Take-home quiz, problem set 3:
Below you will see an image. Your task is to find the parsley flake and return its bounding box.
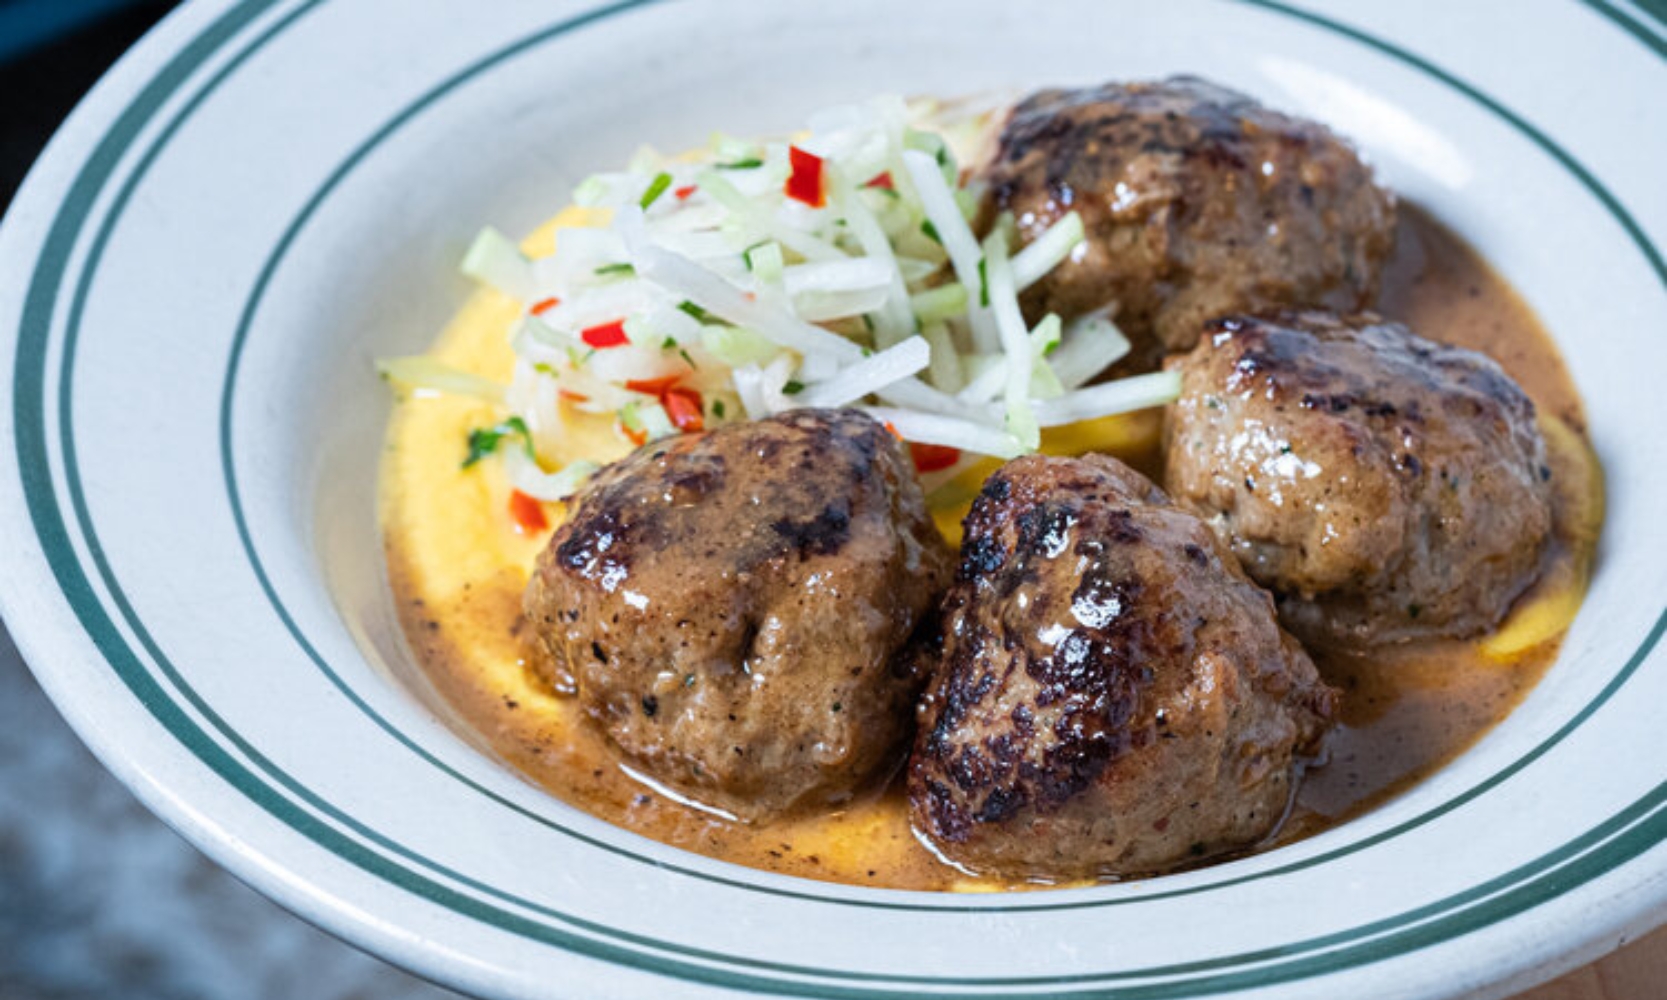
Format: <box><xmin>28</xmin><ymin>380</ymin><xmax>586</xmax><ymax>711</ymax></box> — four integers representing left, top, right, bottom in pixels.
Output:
<box><xmin>639</xmin><ymin>171</ymin><xmax>673</xmax><ymax>209</ymax></box>
<box><xmin>463</xmin><ymin>416</ymin><xmax>535</xmax><ymax>469</ymax></box>
<box><xmin>676</xmin><ymin>300</ymin><xmax>716</xmax><ymax>323</ymax></box>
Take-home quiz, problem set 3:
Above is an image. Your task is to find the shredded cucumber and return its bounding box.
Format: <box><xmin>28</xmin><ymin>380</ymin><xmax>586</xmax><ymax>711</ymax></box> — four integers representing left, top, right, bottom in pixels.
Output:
<box><xmin>460</xmin><ymin>227</ymin><xmax>537</xmax><ymax>301</ymax></box>
<box><xmin>702</xmin><ymin>325</ymin><xmax>779</xmax><ymax>367</ymax></box>
<box><xmin>377</xmin><ymin>356</ymin><xmax>506</xmax><ymax>404</ymax></box>
<box><xmin>385</xmin><ymin>96</ymin><xmax>1172</xmax><ymax>464</ymax></box>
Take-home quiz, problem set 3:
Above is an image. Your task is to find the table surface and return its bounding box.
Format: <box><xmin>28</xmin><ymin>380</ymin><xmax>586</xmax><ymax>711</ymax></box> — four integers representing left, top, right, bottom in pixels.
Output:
<box><xmin>1</xmin><ymin>6</ymin><xmax>1661</xmax><ymax>1000</ymax></box>
<box><xmin>1529</xmin><ymin>932</ymin><xmax>1667</xmax><ymax>1000</ymax></box>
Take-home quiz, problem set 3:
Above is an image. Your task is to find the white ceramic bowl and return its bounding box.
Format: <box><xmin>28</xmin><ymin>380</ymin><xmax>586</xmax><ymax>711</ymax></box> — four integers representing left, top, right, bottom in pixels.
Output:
<box><xmin>2</xmin><ymin>2</ymin><xmax>1665</xmax><ymax>997</ymax></box>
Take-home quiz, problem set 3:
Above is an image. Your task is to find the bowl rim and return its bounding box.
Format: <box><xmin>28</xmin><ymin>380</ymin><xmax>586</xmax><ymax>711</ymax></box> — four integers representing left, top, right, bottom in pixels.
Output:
<box><xmin>4</xmin><ymin>0</ymin><xmax>1666</xmax><ymax>997</ymax></box>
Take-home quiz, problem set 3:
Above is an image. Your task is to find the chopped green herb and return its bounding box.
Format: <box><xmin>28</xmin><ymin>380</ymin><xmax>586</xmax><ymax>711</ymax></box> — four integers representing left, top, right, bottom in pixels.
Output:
<box><xmin>676</xmin><ymin>300</ymin><xmax>716</xmax><ymax>323</ymax></box>
<box><xmin>594</xmin><ymin>262</ymin><xmax>635</xmax><ymax>276</ymax></box>
<box><xmin>920</xmin><ymin>219</ymin><xmax>942</xmax><ymax>244</ymax></box>
<box><xmin>977</xmin><ymin>257</ymin><xmax>990</xmax><ymax>307</ymax></box>
<box><xmin>533</xmin><ymin>362</ymin><xmax>558</xmax><ymax>376</ymax></box>
<box><xmin>462</xmin><ymin>416</ymin><xmax>535</xmax><ymax>469</ymax></box>
<box><xmin>639</xmin><ymin>171</ymin><xmax>673</xmax><ymax>209</ymax></box>
<box><xmin>661</xmin><ymin>336</ymin><xmax>677</xmax><ymax>350</ymax></box>
<box><xmin>684</xmin><ymin>673</ymin><xmax>697</xmax><ymax>687</ymax></box>
<box><xmin>831</xmin><ymin>701</ymin><xmax>843</xmax><ymax>712</ymax></box>
<box><xmin>716</xmin><ymin>158</ymin><xmax>764</xmax><ymax>170</ymax></box>
<box><xmin>782</xmin><ymin>380</ymin><xmax>806</xmax><ymax>395</ymax></box>
<box><xmin>741</xmin><ymin>240</ymin><xmax>769</xmax><ymax>271</ymax></box>
<box><xmin>861</xmin><ymin>314</ymin><xmax>875</xmax><ymax>333</ymax></box>
<box><xmin>678</xmin><ymin>347</ymin><xmax>698</xmax><ymax>369</ymax></box>
<box><xmin>712</xmin><ymin>399</ymin><xmax>726</xmax><ymax>419</ymax></box>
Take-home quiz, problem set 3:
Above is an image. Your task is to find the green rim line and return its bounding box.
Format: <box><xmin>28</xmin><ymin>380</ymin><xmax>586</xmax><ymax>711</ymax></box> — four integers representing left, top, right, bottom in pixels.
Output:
<box><xmin>1644</xmin><ymin>0</ymin><xmax>1667</xmax><ymax>32</ymax></box>
<box><xmin>12</xmin><ymin>0</ymin><xmax>1667</xmax><ymax>994</ymax></box>
<box><xmin>1586</xmin><ymin>0</ymin><xmax>1667</xmax><ymax>59</ymax></box>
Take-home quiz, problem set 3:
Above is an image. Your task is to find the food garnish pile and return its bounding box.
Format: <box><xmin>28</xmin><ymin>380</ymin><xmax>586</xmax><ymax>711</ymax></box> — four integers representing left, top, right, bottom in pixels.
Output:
<box><xmin>380</xmin><ymin>96</ymin><xmax>1179</xmax><ymax>513</ymax></box>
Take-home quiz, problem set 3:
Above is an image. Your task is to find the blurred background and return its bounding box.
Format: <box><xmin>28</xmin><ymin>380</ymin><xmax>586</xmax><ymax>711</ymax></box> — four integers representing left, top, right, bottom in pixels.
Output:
<box><xmin>0</xmin><ymin>1</ymin><xmax>460</xmax><ymax>996</ymax></box>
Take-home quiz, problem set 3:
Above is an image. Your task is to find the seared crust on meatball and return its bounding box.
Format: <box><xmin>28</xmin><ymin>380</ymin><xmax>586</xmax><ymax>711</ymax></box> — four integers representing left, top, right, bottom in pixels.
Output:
<box><xmin>907</xmin><ymin>455</ymin><xmax>1333</xmax><ymax>880</ymax></box>
<box><xmin>524</xmin><ymin>409</ymin><xmax>952</xmax><ymax>819</ymax></box>
<box><xmin>981</xmin><ymin>77</ymin><xmax>1395</xmax><ymax>363</ymax></box>
<box><xmin>1163</xmin><ymin>310</ymin><xmax>1553</xmax><ymax>651</ymax></box>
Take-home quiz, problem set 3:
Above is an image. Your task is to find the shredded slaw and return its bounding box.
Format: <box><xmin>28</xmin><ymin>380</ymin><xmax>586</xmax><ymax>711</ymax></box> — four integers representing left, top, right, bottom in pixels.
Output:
<box><xmin>380</xmin><ymin>97</ymin><xmax>1178</xmax><ymax>495</ymax></box>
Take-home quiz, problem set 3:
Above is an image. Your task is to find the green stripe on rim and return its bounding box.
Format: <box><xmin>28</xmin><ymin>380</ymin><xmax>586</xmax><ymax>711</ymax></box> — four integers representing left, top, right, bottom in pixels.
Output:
<box><xmin>1586</xmin><ymin>0</ymin><xmax>1667</xmax><ymax>58</ymax></box>
<box><xmin>12</xmin><ymin>0</ymin><xmax>1667</xmax><ymax>993</ymax></box>
<box><xmin>1619</xmin><ymin>0</ymin><xmax>1667</xmax><ymax>33</ymax></box>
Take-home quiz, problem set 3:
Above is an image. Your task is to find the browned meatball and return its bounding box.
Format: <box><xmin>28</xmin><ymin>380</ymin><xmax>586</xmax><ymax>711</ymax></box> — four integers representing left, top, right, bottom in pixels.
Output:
<box><xmin>1163</xmin><ymin>310</ymin><xmax>1553</xmax><ymax>651</ymax></box>
<box><xmin>907</xmin><ymin>454</ymin><xmax>1333</xmax><ymax>880</ymax></box>
<box><xmin>523</xmin><ymin>409</ymin><xmax>952</xmax><ymax>820</ymax></box>
<box><xmin>981</xmin><ymin>77</ymin><xmax>1395</xmax><ymax>364</ymax></box>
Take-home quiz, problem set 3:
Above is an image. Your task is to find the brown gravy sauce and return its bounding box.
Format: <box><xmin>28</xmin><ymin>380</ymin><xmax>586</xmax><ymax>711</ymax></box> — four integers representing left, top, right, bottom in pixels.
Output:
<box><xmin>386</xmin><ymin>204</ymin><xmax>1588</xmax><ymax>890</ymax></box>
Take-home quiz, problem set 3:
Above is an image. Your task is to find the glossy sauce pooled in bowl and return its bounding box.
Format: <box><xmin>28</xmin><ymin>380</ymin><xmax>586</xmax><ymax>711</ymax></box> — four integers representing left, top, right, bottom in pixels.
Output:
<box><xmin>380</xmin><ymin>202</ymin><xmax>1599</xmax><ymax>890</ymax></box>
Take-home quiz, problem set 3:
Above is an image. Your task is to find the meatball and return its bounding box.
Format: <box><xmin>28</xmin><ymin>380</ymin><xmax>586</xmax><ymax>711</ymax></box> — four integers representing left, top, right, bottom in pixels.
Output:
<box><xmin>523</xmin><ymin>409</ymin><xmax>952</xmax><ymax>819</ymax></box>
<box><xmin>907</xmin><ymin>454</ymin><xmax>1333</xmax><ymax>880</ymax></box>
<box><xmin>981</xmin><ymin>76</ymin><xmax>1395</xmax><ymax>363</ymax></box>
<box><xmin>1163</xmin><ymin>310</ymin><xmax>1554</xmax><ymax>651</ymax></box>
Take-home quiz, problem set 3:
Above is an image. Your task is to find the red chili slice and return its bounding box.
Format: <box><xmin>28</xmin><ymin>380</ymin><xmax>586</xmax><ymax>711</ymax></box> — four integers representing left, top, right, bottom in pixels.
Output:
<box><xmin>618</xmin><ymin>420</ymin><xmax>648</xmax><ymax>447</ymax></box>
<box><xmin>784</xmin><ymin>145</ymin><xmax>826</xmax><ymax>208</ymax></box>
<box><xmin>557</xmin><ymin>388</ymin><xmax>590</xmax><ymax>403</ymax></box>
<box><xmin>674</xmin><ymin>184</ymin><xmax>697</xmax><ymax>200</ymax></box>
<box><xmin>507</xmin><ymin>490</ymin><xmax>549</xmax><ymax>534</ymax></box>
<box><xmin>864</xmin><ymin>171</ymin><xmax>894</xmax><ymax>190</ymax></box>
<box><xmin>909</xmin><ymin>442</ymin><xmax>961</xmax><ymax>473</ymax></box>
<box><xmin>662</xmin><ymin>388</ymin><xmax>705</xmax><ymax>433</ymax></box>
<box><xmin>530</xmin><ymin>297</ymin><xmax>561</xmax><ymax>316</ymax></box>
<box><xmin>580</xmin><ymin>319</ymin><xmax>629</xmax><ymax>348</ymax></box>
<box><xmin>623</xmin><ymin>376</ymin><xmax>682</xmax><ymax>397</ymax></box>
